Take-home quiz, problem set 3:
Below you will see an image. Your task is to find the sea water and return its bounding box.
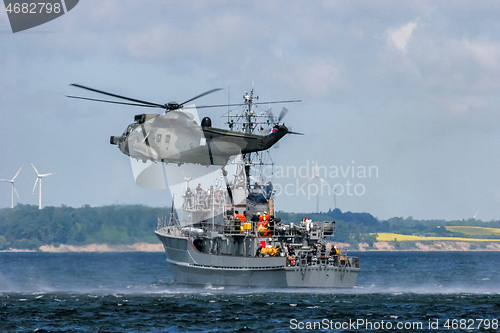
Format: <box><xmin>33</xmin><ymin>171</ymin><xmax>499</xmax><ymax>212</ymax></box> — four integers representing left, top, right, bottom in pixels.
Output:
<box><xmin>0</xmin><ymin>251</ymin><xmax>499</xmax><ymax>332</ymax></box>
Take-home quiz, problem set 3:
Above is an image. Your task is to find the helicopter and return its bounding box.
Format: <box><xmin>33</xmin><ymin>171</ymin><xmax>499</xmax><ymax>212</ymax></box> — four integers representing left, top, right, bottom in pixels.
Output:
<box><xmin>68</xmin><ymin>84</ymin><xmax>302</xmax><ymax>166</ymax></box>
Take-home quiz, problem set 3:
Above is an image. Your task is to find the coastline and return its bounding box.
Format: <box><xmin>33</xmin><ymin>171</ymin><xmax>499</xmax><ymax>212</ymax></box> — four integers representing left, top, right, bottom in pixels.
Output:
<box><xmin>2</xmin><ymin>240</ymin><xmax>500</xmax><ymax>253</ymax></box>
<box><xmin>0</xmin><ymin>242</ymin><xmax>164</xmax><ymax>253</ymax></box>
<box><xmin>332</xmin><ymin>241</ymin><xmax>500</xmax><ymax>251</ymax></box>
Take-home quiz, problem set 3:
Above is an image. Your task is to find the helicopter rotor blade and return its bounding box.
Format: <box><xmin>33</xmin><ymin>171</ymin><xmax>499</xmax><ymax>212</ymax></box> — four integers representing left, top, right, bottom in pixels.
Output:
<box><xmin>70</xmin><ymin>84</ymin><xmax>165</xmax><ymax>108</ymax></box>
<box><xmin>179</xmin><ymin>88</ymin><xmax>223</xmax><ymax>107</ymax></box>
<box><xmin>185</xmin><ymin>103</ymin><xmax>246</xmax><ymax>109</ymax></box>
<box><xmin>189</xmin><ymin>100</ymin><xmax>301</xmax><ymax>109</ymax></box>
<box><xmin>66</xmin><ymin>95</ymin><xmax>162</xmax><ymax>108</ymax></box>
<box><xmin>255</xmin><ymin>100</ymin><xmax>301</xmax><ymax>106</ymax></box>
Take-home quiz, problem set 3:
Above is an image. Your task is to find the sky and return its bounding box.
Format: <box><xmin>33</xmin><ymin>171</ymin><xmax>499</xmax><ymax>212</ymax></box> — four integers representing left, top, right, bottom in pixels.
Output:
<box><xmin>1</xmin><ymin>0</ymin><xmax>500</xmax><ymax>221</ymax></box>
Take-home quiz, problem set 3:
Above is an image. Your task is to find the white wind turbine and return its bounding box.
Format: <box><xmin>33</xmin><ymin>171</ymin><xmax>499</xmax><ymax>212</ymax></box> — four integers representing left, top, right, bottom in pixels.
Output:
<box><xmin>30</xmin><ymin>162</ymin><xmax>55</xmax><ymax>209</ymax></box>
<box><xmin>332</xmin><ymin>184</ymin><xmax>341</xmax><ymax>210</ymax></box>
<box><xmin>303</xmin><ymin>160</ymin><xmax>331</xmax><ymax>213</ymax></box>
<box><xmin>0</xmin><ymin>165</ymin><xmax>22</xmax><ymax>208</ymax></box>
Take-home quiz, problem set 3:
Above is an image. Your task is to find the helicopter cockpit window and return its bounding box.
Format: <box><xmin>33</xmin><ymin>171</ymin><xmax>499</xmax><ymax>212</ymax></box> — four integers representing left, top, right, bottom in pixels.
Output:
<box><xmin>156</xmin><ymin>134</ymin><xmax>162</xmax><ymax>142</ymax></box>
<box><xmin>165</xmin><ymin>134</ymin><xmax>171</xmax><ymax>143</ymax></box>
<box><xmin>124</xmin><ymin>123</ymin><xmax>137</xmax><ymax>135</ymax></box>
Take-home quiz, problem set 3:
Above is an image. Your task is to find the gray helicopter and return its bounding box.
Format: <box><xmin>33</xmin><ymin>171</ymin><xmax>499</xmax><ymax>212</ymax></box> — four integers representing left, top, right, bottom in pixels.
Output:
<box><xmin>68</xmin><ymin>84</ymin><xmax>301</xmax><ymax>166</ymax></box>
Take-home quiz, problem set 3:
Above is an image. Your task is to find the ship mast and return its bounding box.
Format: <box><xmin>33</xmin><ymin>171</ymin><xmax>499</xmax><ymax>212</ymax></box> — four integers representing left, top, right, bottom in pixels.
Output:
<box><xmin>224</xmin><ymin>87</ymin><xmax>279</xmax><ymax>189</ymax></box>
<box><xmin>243</xmin><ymin>89</ymin><xmax>257</xmax><ymax>187</ymax></box>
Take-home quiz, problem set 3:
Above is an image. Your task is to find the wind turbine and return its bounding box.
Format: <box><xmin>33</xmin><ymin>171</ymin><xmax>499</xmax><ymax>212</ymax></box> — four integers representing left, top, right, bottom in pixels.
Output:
<box><xmin>333</xmin><ymin>184</ymin><xmax>341</xmax><ymax>210</ymax></box>
<box><xmin>30</xmin><ymin>162</ymin><xmax>55</xmax><ymax>209</ymax></box>
<box><xmin>303</xmin><ymin>160</ymin><xmax>330</xmax><ymax>213</ymax></box>
<box><xmin>0</xmin><ymin>165</ymin><xmax>22</xmax><ymax>208</ymax></box>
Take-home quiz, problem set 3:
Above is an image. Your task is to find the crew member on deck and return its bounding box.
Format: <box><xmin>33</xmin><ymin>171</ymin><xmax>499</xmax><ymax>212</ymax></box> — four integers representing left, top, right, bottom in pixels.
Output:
<box><xmin>256</xmin><ymin>245</ymin><xmax>262</xmax><ymax>257</ymax></box>
<box><xmin>329</xmin><ymin>245</ymin><xmax>339</xmax><ymax>265</ymax></box>
<box><xmin>265</xmin><ymin>181</ymin><xmax>273</xmax><ymax>198</ymax></box>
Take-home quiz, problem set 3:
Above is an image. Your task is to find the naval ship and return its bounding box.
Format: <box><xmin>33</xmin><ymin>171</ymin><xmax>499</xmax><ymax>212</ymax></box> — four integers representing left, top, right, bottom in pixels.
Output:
<box><xmin>155</xmin><ymin>89</ymin><xmax>360</xmax><ymax>288</ymax></box>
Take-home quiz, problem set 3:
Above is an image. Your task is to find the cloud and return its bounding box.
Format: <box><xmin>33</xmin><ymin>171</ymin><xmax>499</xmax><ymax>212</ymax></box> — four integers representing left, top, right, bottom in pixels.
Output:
<box><xmin>387</xmin><ymin>21</ymin><xmax>417</xmax><ymax>53</ymax></box>
<box><xmin>298</xmin><ymin>60</ymin><xmax>343</xmax><ymax>97</ymax></box>
<box><xmin>262</xmin><ymin>57</ymin><xmax>346</xmax><ymax>98</ymax></box>
<box><xmin>119</xmin><ymin>24</ymin><xmax>174</xmax><ymax>60</ymax></box>
<box><xmin>441</xmin><ymin>95</ymin><xmax>488</xmax><ymax>115</ymax></box>
<box><xmin>462</xmin><ymin>39</ymin><xmax>500</xmax><ymax>71</ymax></box>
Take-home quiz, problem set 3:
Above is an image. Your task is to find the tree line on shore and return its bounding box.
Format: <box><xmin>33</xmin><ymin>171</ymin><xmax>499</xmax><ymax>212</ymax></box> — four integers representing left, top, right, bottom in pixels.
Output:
<box><xmin>0</xmin><ymin>204</ymin><xmax>167</xmax><ymax>250</ymax></box>
<box><xmin>0</xmin><ymin>204</ymin><xmax>498</xmax><ymax>250</ymax></box>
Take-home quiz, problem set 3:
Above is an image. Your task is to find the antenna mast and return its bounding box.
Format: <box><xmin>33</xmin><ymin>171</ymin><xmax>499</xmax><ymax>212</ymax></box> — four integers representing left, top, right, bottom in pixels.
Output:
<box><xmin>243</xmin><ymin>89</ymin><xmax>258</xmax><ymax>185</ymax></box>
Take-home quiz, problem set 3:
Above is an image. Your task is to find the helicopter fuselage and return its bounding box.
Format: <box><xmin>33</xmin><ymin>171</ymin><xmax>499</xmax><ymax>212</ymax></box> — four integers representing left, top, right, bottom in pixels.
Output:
<box><xmin>110</xmin><ymin>111</ymin><xmax>290</xmax><ymax>165</ymax></box>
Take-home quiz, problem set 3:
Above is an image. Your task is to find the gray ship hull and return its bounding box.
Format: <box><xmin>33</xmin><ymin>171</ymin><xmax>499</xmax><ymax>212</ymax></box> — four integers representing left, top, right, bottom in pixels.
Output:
<box><xmin>156</xmin><ymin>231</ymin><xmax>359</xmax><ymax>288</ymax></box>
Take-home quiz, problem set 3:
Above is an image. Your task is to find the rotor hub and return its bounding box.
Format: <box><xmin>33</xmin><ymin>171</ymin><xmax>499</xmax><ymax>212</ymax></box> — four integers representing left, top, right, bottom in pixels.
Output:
<box><xmin>166</xmin><ymin>102</ymin><xmax>180</xmax><ymax>110</ymax></box>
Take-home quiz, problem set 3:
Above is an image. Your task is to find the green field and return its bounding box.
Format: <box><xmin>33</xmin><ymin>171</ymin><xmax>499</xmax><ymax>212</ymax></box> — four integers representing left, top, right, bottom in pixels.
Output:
<box><xmin>376</xmin><ymin>232</ymin><xmax>500</xmax><ymax>242</ymax></box>
<box><xmin>445</xmin><ymin>226</ymin><xmax>500</xmax><ymax>236</ymax></box>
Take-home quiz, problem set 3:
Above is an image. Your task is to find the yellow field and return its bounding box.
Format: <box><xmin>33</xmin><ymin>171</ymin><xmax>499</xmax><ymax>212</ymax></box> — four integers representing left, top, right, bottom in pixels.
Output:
<box><xmin>445</xmin><ymin>226</ymin><xmax>500</xmax><ymax>236</ymax></box>
<box><xmin>376</xmin><ymin>233</ymin><xmax>500</xmax><ymax>242</ymax></box>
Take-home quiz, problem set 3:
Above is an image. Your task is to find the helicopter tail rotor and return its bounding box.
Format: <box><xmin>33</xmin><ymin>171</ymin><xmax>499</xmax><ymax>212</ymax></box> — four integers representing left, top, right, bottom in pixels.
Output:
<box><xmin>278</xmin><ymin>107</ymin><xmax>289</xmax><ymax>122</ymax></box>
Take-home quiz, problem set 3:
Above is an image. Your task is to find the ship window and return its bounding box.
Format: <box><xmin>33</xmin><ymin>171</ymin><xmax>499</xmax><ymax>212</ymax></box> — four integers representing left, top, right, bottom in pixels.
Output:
<box><xmin>165</xmin><ymin>134</ymin><xmax>171</xmax><ymax>143</ymax></box>
<box><xmin>156</xmin><ymin>134</ymin><xmax>162</xmax><ymax>142</ymax></box>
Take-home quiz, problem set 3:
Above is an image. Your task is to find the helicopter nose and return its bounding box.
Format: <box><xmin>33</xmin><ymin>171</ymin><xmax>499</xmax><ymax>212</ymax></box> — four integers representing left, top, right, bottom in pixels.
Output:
<box><xmin>110</xmin><ymin>136</ymin><xmax>120</xmax><ymax>145</ymax></box>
